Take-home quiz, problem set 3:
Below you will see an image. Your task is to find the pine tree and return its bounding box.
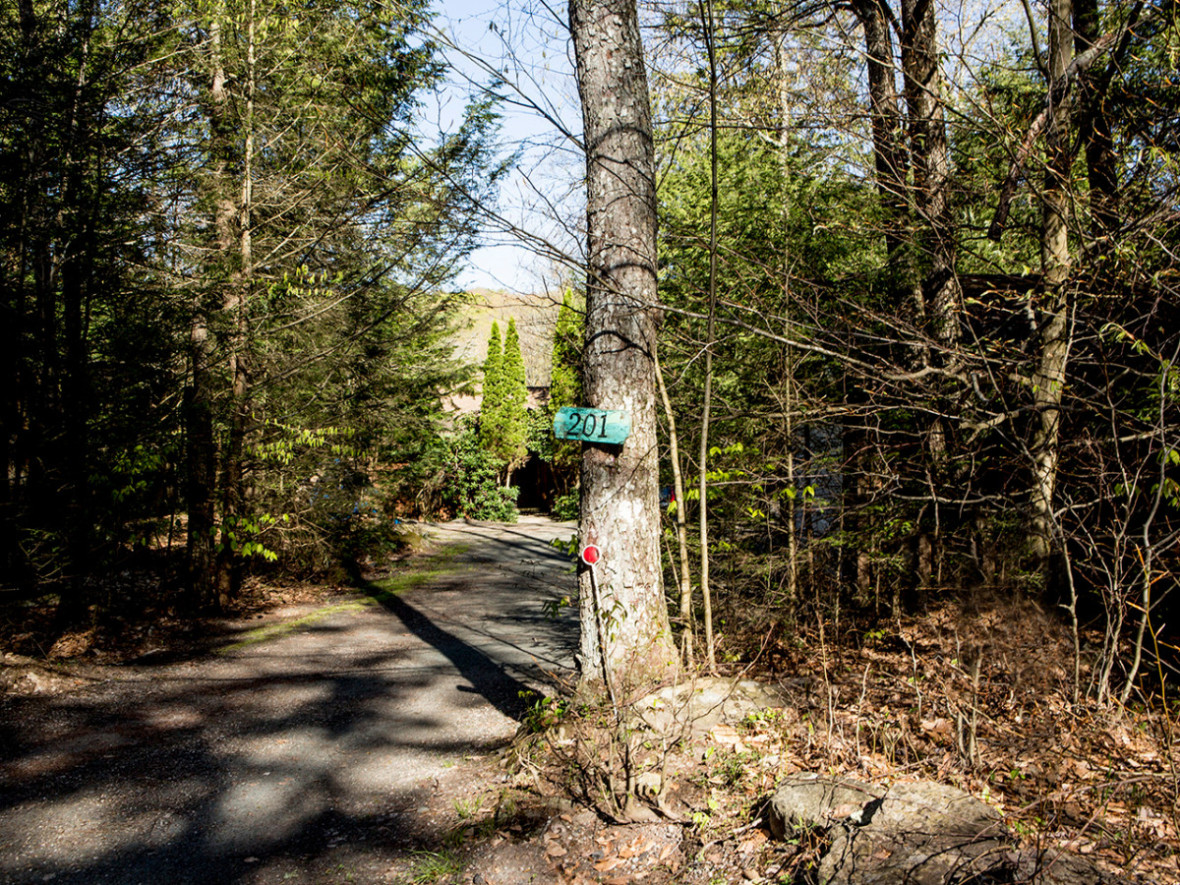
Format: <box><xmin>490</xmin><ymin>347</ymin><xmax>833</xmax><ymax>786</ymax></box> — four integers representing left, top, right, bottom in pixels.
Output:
<box><xmin>501</xmin><ymin>317</ymin><xmax>530</xmax><ymax>479</ymax></box>
<box><xmin>480</xmin><ymin>321</ymin><xmax>505</xmax><ymax>466</ymax></box>
<box><xmin>480</xmin><ymin>318</ymin><xmax>528</xmax><ymax>483</ymax></box>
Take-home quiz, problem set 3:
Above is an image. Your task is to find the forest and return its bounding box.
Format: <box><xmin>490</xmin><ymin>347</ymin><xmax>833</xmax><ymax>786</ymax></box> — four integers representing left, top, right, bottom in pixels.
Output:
<box><xmin>5</xmin><ymin>0</ymin><xmax>1175</xmax><ymax>700</ymax></box>
<box><xmin>2</xmin><ymin>0</ymin><xmax>1179</xmax><ymax>851</ymax></box>
<box><xmin>2</xmin><ymin>0</ymin><xmax>1180</xmax><ymax>877</ymax></box>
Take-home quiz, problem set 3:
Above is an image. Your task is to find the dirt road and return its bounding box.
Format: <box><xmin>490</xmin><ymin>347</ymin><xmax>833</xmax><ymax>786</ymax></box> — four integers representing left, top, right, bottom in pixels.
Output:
<box><xmin>0</xmin><ymin>517</ymin><xmax>578</xmax><ymax>884</ymax></box>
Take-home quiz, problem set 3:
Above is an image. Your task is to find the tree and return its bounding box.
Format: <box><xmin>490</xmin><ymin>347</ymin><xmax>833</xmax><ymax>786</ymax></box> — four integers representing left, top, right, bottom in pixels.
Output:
<box><xmin>570</xmin><ymin>0</ymin><xmax>678</xmax><ymax>695</ymax></box>
<box><xmin>0</xmin><ymin>0</ymin><xmax>178</xmax><ymax>617</ymax></box>
<box><xmin>481</xmin><ymin>319</ymin><xmax>505</xmax><ymax>464</ymax></box>
<box><xmin>1027</xmin><ymin>0</ymin><xmax>1075</xmax><ymax>574</ymax></box>
<box><xmin>500</xmin><ymin>317</ymin><xmax>530</xmax><ymax>478</ymax></box>
<box><xmin>479</xmin><ymin>318</ymin><xmax>527</xmax><ymax>482</ymax></box>
<box><xmin>175</xmin><ymin>0</ymin><xmax>497</xmax><ymax>608</ymax></box>
<box><xmin>1</xmin><ymin>0</ymin><xmax>500</xmax><ymax>613</ymax></box>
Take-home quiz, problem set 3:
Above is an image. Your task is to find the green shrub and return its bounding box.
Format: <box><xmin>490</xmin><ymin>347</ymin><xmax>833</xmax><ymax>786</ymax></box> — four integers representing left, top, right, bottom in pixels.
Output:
<box><xmin>443</xmin><ymin>419</ymin><xmax>519</xmax><ymax>523</ymax></box>
<box><xmin>552</xmin><ymin>491</ymin><xmax>580</xmax><ymax>521</ymax></box>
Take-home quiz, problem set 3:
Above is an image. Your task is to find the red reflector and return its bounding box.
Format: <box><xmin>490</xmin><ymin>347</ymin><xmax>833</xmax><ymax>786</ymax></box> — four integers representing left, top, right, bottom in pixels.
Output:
<box><xmin>580</xmin><ymin>545</ymin><xmax>601</xmax><ymax>566</ymax></box>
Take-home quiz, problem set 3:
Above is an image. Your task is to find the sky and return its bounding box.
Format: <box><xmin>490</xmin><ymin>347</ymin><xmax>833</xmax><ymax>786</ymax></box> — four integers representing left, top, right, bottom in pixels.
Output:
<box><xmin>431</xmin><ymin>0</ymin><xmax>583</xmax><ymax>295</ymax></box>
<box><xmin>430</xmin><ymin>0</ymin><xmax>1027</xmax><ymax>294</ymax></box>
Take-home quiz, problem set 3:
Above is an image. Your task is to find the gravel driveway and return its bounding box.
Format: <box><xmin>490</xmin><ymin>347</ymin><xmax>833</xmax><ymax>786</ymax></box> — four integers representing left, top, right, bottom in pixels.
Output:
<box><xmin>0</xmin><ymin>517</ymin><xmax>578</xmax><ymax>884</ymax></box>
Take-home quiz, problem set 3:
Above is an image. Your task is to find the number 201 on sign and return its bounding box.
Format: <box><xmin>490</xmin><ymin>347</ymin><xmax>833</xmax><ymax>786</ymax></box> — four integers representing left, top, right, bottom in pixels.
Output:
<box><xmin>553</xmin><ymin>407</ymin><xmax>632</xmax><ymax>445</ymax></box>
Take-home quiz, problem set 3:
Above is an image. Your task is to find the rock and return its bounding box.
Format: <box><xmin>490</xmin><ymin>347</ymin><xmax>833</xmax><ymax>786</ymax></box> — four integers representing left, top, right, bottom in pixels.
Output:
<box><xmin>768</xmin><ymin>776</ymin><xmax>1136</xmax><ymax>885</ymax></box>
<box><xmin>634</xmin><ymin>770</ymin><xmax>663</xmax><ymax>797</ymax></box>
<box><xmin>1013</xmin><ymin>847</ymin><xmax>1133</xmax><ymax>884</ymax></box>
<box><xmin>766</xmin><ymin>773</ymin><xmax>885</xmax><ymax>839</ymax></box>
<box><xmin>635</xmin><ymin>677</ymin><xmax>791</xmax><ymax>736</ymax></box>
<box><xmin>816</xmin><ymin>781</ymin><xmax>1007</xmax><ymax>885</ymax></box>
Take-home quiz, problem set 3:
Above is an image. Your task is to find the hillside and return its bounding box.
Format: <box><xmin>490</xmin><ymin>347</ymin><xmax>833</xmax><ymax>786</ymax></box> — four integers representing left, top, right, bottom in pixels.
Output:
<box><xmin>446</xmin><ymin>287</ymin><xmax>566</xmax><ymax>412</ymax></box>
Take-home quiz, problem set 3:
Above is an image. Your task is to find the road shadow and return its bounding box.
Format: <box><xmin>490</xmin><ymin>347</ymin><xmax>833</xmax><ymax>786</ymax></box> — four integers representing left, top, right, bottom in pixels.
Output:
<box><xmin>0</xmin><ymin>639</ymin><xmax>511</xmax><ymax>883</ymax></box>
<box><xmin>356</xmin><ymin>581</ymin><xmax>538</xmax><ymax>721</ymax></box>
<box><xmin>0</xmin><ymin>520</ymin><xmax>579</xmax><ymax>885</ymax></box>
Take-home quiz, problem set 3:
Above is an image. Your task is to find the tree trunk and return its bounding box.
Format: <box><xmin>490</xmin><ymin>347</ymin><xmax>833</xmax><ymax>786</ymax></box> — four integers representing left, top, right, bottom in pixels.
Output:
<box><xmin>697</xmin><ymin>0</ymin><xmax>719</xmax><ymax>675</ymax></box>
<box><xmin>1073</xmin><ymin>0</ymin><xmax>1119</xmax><ymax>238</ymax></box>
<box><xmin>655</xmin><ymin>354</ymin><xmax>694</xmax><ymax>667</ymax></box>
<box><xmin>853</xmin><ymin>0</ymin><xmax>907</xmax><ymax>260</ymax></box>
<box><xmin>570</xmin><ymin>0</ymin><xmax>677</xmax><ymax>697</ymax></box>
<box><xmin>772</xmin><ymin>19</ymin><xmax>799</xmax><ymax>615</ymax></box>
<box><xmin>55</xmin><ymin>3</ymin><xmax>99</xmax><ymax>624</ymax></box>
<box><xmin>188</xmin><ymin>7</ymin><xmax>233</xmax><ymax>611</ymax></box>
<box><xmin>901</xmin><ymin>0</ymin><xmax>962</xmax><ymax>350</ymax></box>
<box><xmin>900</xmin><ymin>0</ymin><xmax>962</xmax><ymax>599</ymax></box>
<box><xmin>217</xmin><ymin>0</ymin><xmax>257</xmax><ymax>607</ymax></box>
<box><xmin>847</xmin><ymin>0</ymin><xmax>907</xmax><ymax>605</ymax></box>
<box><xmin>1029</xmin><ymin>0</ymin><xmax>1074</xmax><ymax>572</ymax></box>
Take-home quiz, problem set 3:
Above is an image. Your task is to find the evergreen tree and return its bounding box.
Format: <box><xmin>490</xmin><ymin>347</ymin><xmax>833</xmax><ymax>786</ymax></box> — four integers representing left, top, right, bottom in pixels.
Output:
<box><xmin>480</xmin><ymin>321</ymin><xmax>506</xmax><ymax>466</ymax></box>
<box><xmin>480</xmin><ymin>318</ymin><xmax>529</xmax><ymax>483</ymax></box>
<box><xmin>501</xmin><ymin>318</ymin><xmax>530</xmax><ymax>476</ymax></box>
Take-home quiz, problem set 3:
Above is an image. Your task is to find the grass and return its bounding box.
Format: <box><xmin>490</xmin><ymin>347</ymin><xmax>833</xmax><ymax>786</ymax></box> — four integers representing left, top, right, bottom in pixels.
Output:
<box><xmin>405</xmin><ymin>850</ymin><xmax>462</xmax><ymax>884</ymax></box>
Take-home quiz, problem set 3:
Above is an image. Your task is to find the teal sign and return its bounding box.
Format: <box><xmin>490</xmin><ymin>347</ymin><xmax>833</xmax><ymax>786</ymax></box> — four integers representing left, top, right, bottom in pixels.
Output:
<box><xmin>553</xmin><ymin>407</ymin><xmax>632</xmax><ymax>444</ymax></box>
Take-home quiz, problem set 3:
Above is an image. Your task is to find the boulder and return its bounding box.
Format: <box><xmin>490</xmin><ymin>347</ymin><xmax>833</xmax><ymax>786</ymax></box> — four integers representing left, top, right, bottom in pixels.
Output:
<box><xmin>635</xmin><ymin>677</ymin><xmax>791</xmax><ymax>736</ymax></box>
<box><xmin>766</xmin><ymin>773</ymin><xmax>884</xmax><ymax>840</ymax></box>
<box><xmin>767</xmin><ymin>776</ymin><xmax>1133</xmax><ymax>885</ymax></box>
<box><xmin>1012</xmin><ymin>847</ymin><xmax>1132</xmax><ymax>885</ymax></box>
<box><xmin>816</xmin><ymin>781</ymin><xmax>1007</xmax><ymax>885</ymax></box>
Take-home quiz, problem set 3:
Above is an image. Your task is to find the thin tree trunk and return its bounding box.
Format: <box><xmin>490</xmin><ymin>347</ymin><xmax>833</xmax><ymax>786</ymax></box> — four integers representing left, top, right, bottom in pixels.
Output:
<box><xmin>901</xmin><ymin>0</ymin><xmax>962</xmax><ymax>350</ymax></box>
<box><xmin>217</xmin><ymin>0</ymin><xmax>256</xmax><ymax>607</ymax></box>
<box><xmin>1029</xmin><ymin>0</ymin><xmax>1075</xmax><ymax>572</ymax></box>
<box><xmin>655</xmin><ymin>354</ymin><xmax>694</xmax><ymax>667</ymax></box>
<box><xmin>188</xmin><ymin>6</ymin><xmax>232</xmax><ymax>611</ymax></box>
<box><xmin>697</xmin><ymin>0</ymin><xmax>719</xmax><ymax>675</ymax></box>
<box><xmin>56</xmin><ymin>1</ymin><xmax>98</xmax><ymax>624</ymax></box>
<box><xmin>1073</xmin><ymin>0</ymin><xmax>1119</xmax><ymax>238</ymax></box>
<box><xmin>847</xmin><ymin>0</ymin><xmax>907</xmax><ymax>606</ymax></box>
<box><xmin>853</xmin><ymin>0</ymin><xmax>907</xmax><ymax>259</ymax></box>
<box><xmin>772</xmin><ymin>23</ymin><xmax>799</xmax><ymax>613</ymax></box>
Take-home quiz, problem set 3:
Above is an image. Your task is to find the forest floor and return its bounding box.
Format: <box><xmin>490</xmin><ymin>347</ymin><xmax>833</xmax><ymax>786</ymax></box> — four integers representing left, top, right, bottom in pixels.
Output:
<box><xmin>2</xmin><ymin>518</ymin><xmax>1179</xmax><ymax>884</ymax></box>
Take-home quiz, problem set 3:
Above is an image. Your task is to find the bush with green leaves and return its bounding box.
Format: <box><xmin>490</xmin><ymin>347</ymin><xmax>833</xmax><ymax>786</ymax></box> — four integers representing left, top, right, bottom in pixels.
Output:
<box><xmin>443</xmin><ymin>419</ymin><xmax>519</xmax><ymax>522</ymax></box>
<box><xmin>552</xmin><ymin>491</ymin><xmax>580</xmax><ymax>522</ymax></box>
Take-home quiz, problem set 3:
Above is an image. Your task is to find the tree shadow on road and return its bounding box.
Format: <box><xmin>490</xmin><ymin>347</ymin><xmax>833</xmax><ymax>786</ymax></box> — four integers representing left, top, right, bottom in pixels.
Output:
<box><xmin>0</xmin><ymin>520</ymin><xmax>578</xmax><ymax>885</ymax></box>
<box><xmin>356</xmin><ymin>579</ymin><xmax>538</xmax><ymax>721</ymax></box>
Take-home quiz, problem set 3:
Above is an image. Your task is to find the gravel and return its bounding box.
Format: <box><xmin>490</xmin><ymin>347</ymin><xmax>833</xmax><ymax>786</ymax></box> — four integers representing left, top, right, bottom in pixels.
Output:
<box><xmin>0</xmin><ymin>517</ymin><xmax>578</xmax><ymax>884</ymax></box>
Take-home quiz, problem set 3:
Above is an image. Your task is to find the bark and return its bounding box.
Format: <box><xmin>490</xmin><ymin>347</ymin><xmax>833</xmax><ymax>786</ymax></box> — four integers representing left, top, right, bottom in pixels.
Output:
<box><xmin>852</xmin><ymin>0</ymin><xmax>907</xmax><ymax>260</ymax></box>
<box><xmin>655</xmin><ymin>355</ymin><xmax>694</xmax><ymax>667</ymax></box>
<box><xmin>186</xmin><ymin>318</ymin><xmax>218</xmax><ymax>610</ymax></box>
<box><xmin>216</xmin><ymin>0</ymin><xmax>257</xmax><ymax>607</ymax></box>
<box><xmin>55</xmin><ymin>2</ymin><xmax>98</xmax><ymax>624</ymax></box>
<box><xmin>188</xmin><ymin>8</ymin><xmax>232</xmax><ymax>610</ymax></box>
<box><xmin>772</xmin><ymin>20</ymin><xmax>799</xmax><ymax>611</ymax></box>
<box><xmin>570</xmin><ymin>0</ymin><xmax>677</xmax><ymax>696</ymax></box>
<box><xmin>1074</xmin><ymin>0</ymin><xmax>1119</xmax><ymax>237</ymax></box>
<box><xmin>900</xmin><ymin>0</ymin><xmax>962</xmax><ymax>350</ymax></box>
<box><xmin>900</xmin><ymin>0</ymin><xmax>962</xmax><ymax>595</ymax></box>
<box><xmin>1028</xmin><ymin>0</ymin><xmax>1075</xmax><ymax>570</ymax></box>
<box><xmin>846</xmin><ymin>0</ymin><xmax>907</xmax><ymax>601</ymax></box>
<box><xmin>698</xmin><ymin>0</ymin><xmax>719</xmax><ymax>675</ymax></box>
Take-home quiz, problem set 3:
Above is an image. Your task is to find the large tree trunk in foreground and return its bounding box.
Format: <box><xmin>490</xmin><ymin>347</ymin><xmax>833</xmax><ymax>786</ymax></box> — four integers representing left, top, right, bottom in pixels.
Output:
<box><xmin>570</xmin><ymin>0</ymin><xmax>677</xmax><ymax>698</ymax></box>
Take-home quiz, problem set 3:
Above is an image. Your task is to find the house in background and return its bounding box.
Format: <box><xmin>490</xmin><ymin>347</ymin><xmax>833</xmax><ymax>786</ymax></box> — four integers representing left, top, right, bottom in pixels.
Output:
<box><xmin>443</xmin><ymin>287</ymin><xmax>565</xmax><ymax>509</ymax></box>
